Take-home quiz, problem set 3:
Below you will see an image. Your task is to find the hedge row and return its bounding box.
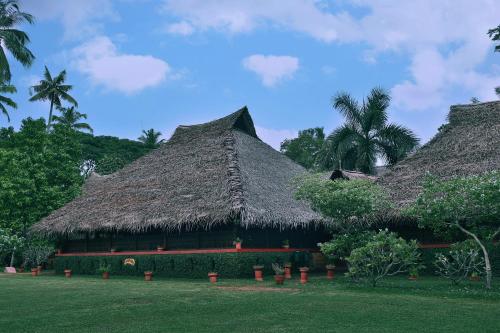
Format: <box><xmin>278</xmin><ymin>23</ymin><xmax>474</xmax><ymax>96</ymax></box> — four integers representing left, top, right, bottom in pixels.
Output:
<box><xmin>55</xmin><ymin>251</ymin><xmax>313</xmax><ymax>278</ymax></box>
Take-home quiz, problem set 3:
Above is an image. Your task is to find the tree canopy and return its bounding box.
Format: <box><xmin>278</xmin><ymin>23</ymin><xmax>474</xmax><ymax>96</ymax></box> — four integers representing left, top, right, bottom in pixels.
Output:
<box><xmin>280</xmin><ymin>127</ymin><xmax>325</xmax><ymax>169</ymax></box>
<box><xmin>138</xmin><ymin>128</ymin><xmax>163</xmax><ymax>149</ymax></box>
<box><xmin>319</xmin><ymin>88</ymin><xmax>419</xmax><ymax>174</ymax></box>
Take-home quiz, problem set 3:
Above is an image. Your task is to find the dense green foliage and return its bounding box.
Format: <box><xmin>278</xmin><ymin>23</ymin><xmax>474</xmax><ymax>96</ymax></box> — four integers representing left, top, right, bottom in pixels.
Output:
<box><xmin>0</xmin><ymin>119</ymin><xmax>83</xmax><ymax>232</ymax></box>
<box><xmin>410</xmin><ymin>171</ymin><xmax>500</xmax><ymax>288</ymax></box>
<box><xmin>0</xmin><ymin>227</ymin><xmax>23</xmax><ymax>265</ymax></box>
<box><xmin>52</xmin><ymin>106</ymin><xmax>93</xmax><ymax>133</ymax></box>
<box><xmin>318</xmin><ymin>231</ymin><xmax>375</xmax><ymax>263</ymax></box>
<box><xmin>318</xmin><ymin>87</ymin><xmax>419</xmax><ymax>174</ymax></box>
<box><xmin>346</xmin><ymin>230</ymin><xmax>421</xmax><ymax>286</ymax></box>
<box><xmin>0</xmin><ymin>0</ymin><xmax>35</xmax><ymax>82</ymax></box>
<box><xmin>55</xmin><ymin>252</ymin><xmax>312</xmax><ymax>278</ymax></box>
<box><xmin>280</xmin><ymin>127</ymin><xmax>325</xmax><ymax>169</ymax></box>
<box><xmin>294</xmin><ymin>174</ymin><xmax>391</xmax><ymax>231</ymax></box>
<box><xmin>434</xmin><ymin>242</ymin><xmax>484</xmax><ymax>285</ymax></box>
<box><xmin>22</xmin><ymin>245</ymin><xmax>53</xmax><ymax>269</ymax></box>
<box><xmin>77</xmin><ymin>133</ymin><xmax>154</xmax><ymax>175</ymax></box>
<box><xmin>1</xmin><ymin>274</ymin><xmax>500</xmax><ymax>333</ymax></box>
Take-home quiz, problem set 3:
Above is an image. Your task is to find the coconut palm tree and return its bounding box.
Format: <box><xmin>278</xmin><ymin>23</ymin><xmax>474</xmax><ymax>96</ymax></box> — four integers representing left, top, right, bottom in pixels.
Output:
<box><xmin>29</xmin><ymin>66</ymin><xmax>77</xmax><ymax>131</ymax></box>
<box><xmin>52</xmin><ymin>106</ymin><xmax>93</xmax><ymax>134</ymax></box>
<box><xmin>324</xmin><ymin>87</ymin><xmax>419</xmax><ymax>174</ymax></box>
<box><xmin>0</xmin><ymin>0</ymin><xmax>35</xmax><ymax>82</ymax></box>
<box><xmin>0</xmin><ymin>81</ymin><xmax>16</xmax><ymax>122</ymax></box>
<box><xmin>138</xmin><ymin>128</ymin><xmax>163</xmax><ymax>148</ymax></box>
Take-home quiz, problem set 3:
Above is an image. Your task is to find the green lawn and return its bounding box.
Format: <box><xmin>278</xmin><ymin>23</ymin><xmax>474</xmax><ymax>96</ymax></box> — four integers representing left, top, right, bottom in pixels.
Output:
<box><xmin>1</xmin><ymin>272</ymin><xmax>499</xmax><ymax>333</ymax></box>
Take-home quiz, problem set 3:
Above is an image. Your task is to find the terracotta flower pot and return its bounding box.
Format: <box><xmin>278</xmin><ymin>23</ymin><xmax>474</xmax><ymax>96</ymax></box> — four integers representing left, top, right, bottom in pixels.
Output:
<box><xmin>235</xmin><ymin>242</ymin><xmax>242</xmax><ymax>250</ymax></box>
<box><xmin>274</xmin><ymin>274</ymin><xmax>285</xmax><ymax>285</ymax></box>
<box><xmin>326</xmin><ymin>267</ymin><xmax>335</xmax><ymax>280</ymax></box>
<box><xmin>408</xmin><ymin>275</ymin><xmax>417</xmax><ymax>281</ymax></box>
<box><xmin>31</xmin><ymin>268</ymin><xmax>38</xmax><ymax>277</ymax></box>
<box><xmin>284</xmin><ymin>264</ymin><xmax>292</xmax><ymax>279</ymax></box>
<box><xmin>144</xmin><ymin>271</ymin><xmax>153</xmax><ymax>281</ymax></box>
<box><xmin>208</xmin><ymin>273</ymin><xmax>218</xmax><ymax>283</ymax></box>
<box><xmin>37</xmin><ymin>265</ymin><xmax>42</xmax><ymax>275</ymax></box>
<box><xmin>102</xmin><ymin>272</ymin><xmax>110</xmax><ymax>280</ymax></box>
<box><xmin>300</xmin><ymin>267</ymin><xmax>309</xmax><ymax>284</ymax></box>
<box><xmin>64</xmin><ymin>269</ymin><xmax>72</xmax><ymax>278</ymax></box>
<box><xmin>253</xmin><ymin>266</ymin><xmax>264</xmax><ymax>281</ymax></box>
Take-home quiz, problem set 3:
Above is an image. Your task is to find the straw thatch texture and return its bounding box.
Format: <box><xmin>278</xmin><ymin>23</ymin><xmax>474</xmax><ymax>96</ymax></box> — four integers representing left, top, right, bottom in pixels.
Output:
<box><xmin>32</xmin><ymin>107</ymin><xmax>322</xmax><ymax>236</ymax></box>
<box><xmin>378</xmin><ymin>101</ymin><xmax>500</xmax><ymax>207</ymax></box>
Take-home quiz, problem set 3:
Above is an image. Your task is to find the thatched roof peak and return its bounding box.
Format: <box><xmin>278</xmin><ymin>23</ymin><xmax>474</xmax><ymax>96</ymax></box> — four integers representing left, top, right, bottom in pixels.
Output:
<box><xmin>378</xmin><ymin>101</ymin><xmax>500</xmax><ymax>207</ymax></box>
<box><xmin>330</xmin><ymin>169</ymin><xmax>378</xmax><ymax>181</ymax></box>
<box><xmin>33</xmin><ymin>107</ymin><xmax>322</xmax><ymax>236</ymax></box>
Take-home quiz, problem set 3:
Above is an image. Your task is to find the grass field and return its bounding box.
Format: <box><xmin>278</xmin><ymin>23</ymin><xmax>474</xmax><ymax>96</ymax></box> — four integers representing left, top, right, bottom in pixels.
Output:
<box><xmin>1</xmin><ymin>272</ymin><xmax>499</xmax><ymax>332</ymax></box>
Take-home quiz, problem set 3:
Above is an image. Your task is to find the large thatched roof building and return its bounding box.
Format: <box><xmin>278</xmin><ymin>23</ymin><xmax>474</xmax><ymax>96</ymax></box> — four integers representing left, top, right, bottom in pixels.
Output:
<box><xmin>33</xmin><ymin>107</ymin><xmax>325</xmax><ymax>253</ymax></box>
<box><xmin>378</xmin><ymin>101</ymin><xmax>500</xmax><ymax>208</ymax></box>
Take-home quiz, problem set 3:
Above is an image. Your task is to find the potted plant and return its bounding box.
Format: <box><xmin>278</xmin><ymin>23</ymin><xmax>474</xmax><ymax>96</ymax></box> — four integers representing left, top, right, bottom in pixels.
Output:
<box><xmin>253</xmin><ymin>265</ymin><xmax>264</xmax><ymax>281</ymax></box>
<box><xmin>233</xmin><ymin>237</ymin><xmax>242</xmax><ymax>250</ymax></box>
<box><xmin>97</xmin><ymin>263</ymin><xmax>111</xmax><ymax>279</ymax></box>
<box><xmin>326</xmin><ymin>264</ymin><xmax>335</xmax><ymax>280</ymax></box>
<box><xmin>282</xmin><ymin>239</ymin><xmax>290</xmax><ymax>249</ymax></box>
<box><xmin>37</xmin><ymin>265</ymin><xmax>42</xmax><ymax>275</ymax></box>
<box><xmin>110</xmin><ymin>248</ymin><xmax>119</xmax><ymax>253</ymax></box>
<box><xmin>31</xmin><ymin>268</ymin><xmax>38</xmax><ymax>277</ymax></box>
<box><xmin>408</xmin><ymin>267</ymin><xmax>419</xmax><ymax>280</ymax></box>
<box><xmin>470</xmin><ymin>272</ymin><xmax>480</xmax><ymax>282</ymax></box>
<box><xmin>284</xmin><ymin>262</ymin><xmax>292</xmax><ymax>279</ymax></box>
<box><xmin>144</xmin><ymin>271</ymin><xmax>153</xmax><ymax>281</ymax></box>
<box><xmin>208</xmin><ymin>272</ymin><xmax>219</xmax><ymax>283</ymax></box>
<box><xmin>64</xmin><ymin>269</ymin><xmax>72</xmax><ymax>278</ymax></box>
<box><xmin>272</xmin><ymin>263</ymin><xmax>285</xmax><ymax>285</ymax></box>
<box><xmin>17</xmin><ymin>266</ymin><xmax>24</xmax><ymax>273</ymax></box>
<box><xmin>299</xmin><ymin>267</ymin><xmax>309</xmax><ymax>284</ymax></box>
<box><xmin>156</xmin><ymin>245</ymin><xmax>165</xmax><ymax>252</ymax></box>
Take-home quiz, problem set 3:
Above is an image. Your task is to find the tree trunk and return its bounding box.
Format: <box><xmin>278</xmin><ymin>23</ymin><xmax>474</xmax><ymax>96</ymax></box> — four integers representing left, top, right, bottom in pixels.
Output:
<box><xmin>456</xmin><ymin>223</ymin><xmax>492</xmax><ymax>289</ymax></box>
<box><xmin>46</xmin><ymin>99</ymin><xmax>54</xmax><ymax>132</ymax></box>
<box><xmin>9</xmin><ymin>246</ymin><xmax>16</xmax><ymax>267</ymax></box>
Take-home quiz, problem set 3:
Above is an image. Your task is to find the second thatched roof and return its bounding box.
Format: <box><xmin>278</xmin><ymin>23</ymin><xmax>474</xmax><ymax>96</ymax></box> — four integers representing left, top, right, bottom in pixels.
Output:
<box><xmin>378</xmin><ymin>101</ymin><xmax>500</xmax><ymax>207</ymax></box>
<box><xmin>32</xmin><ymin>107</ymin><xmax>323</xmax><ymax>236</ymax></box>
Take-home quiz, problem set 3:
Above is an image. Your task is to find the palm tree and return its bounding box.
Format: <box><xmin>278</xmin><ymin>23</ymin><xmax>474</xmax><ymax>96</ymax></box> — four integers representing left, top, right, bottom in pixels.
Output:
<box><xmin>29</xmin><ymin>66</ymin><xmax>77</xmax><ymax>131</ymax></box>
<box><xmin>0</xmin><ymin>81</ymin><xmax>16</xmax><ymax>122</ymax></box>
<box><xmin>138</xmin><ymin>129</ymin><xmax>163</xmax><ymax>148</ymax></box>
<box><xmin>52</xmin><ymin>106</ymin><xmax>93</xmax><ymax>133</ymax></box>
<box><xmin>324</xmin><ymin>87</ymin><xmax>419</xmax><ymax>174</ymax></box>
<box><xmin>0</xmin><ymin>0</ymin><xmax>35</xmax><ymax>82</ymax></box>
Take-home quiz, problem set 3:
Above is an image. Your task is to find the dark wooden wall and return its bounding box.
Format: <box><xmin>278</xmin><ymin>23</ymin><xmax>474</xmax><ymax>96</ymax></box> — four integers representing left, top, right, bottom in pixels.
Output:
<box><xmin>61</xmin><ymin>225</ymin><xmax>329</xmax><ymax>253</ymax></box>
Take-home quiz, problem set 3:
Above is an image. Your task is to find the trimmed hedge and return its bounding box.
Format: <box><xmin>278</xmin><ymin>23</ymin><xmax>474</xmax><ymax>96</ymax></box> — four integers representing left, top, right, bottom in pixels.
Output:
<box><xmin>55</xmin><ymin>251</ymin><xmax>313</xmax><ymax>278</ymax></box>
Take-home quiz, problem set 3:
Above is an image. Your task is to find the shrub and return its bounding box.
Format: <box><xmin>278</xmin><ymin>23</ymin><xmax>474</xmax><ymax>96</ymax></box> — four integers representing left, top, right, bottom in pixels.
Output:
<box><xmin>54</xmin><ymin>251</ymin><xmax>306</xmax><ymax>278</ymax></box>
<box><xmin>434</xmin><ymin>241</ymin><xmax>485</xmax><ymax>285</ymax></box>
<box><xmin>22</xmin><ymin>245</ymin><xmax>54</xmax><ymax>269</ymax></box>
<box><xmin>346</xmin><ymin>230</ymin><xmax>421</xmax><ymax>286</ymax></box>
<box><xmin>318</xmin><ymin>231</ymin><xmax>375</xmax><ymax>263</ymax></box>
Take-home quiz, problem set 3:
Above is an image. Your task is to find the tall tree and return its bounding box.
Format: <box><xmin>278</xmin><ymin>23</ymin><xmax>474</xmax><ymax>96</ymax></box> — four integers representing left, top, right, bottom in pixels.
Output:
<box><xmin>0</xmin><ymin>82</ymin><xmax>16</xmax><ymax>122</ymax></box>
<box><xmin>324</xmin><ymin>87</ymin><xmax>419</xmax><ymax>174</ymax></box>
<box><xmin>138</xmin><ymin>128</ymin><xmax>163</xmax><ymax>148</ymax></box>
<box><xmin>280</xmin><ymin>127</ymin><xmax>325</xmax><ymax>169</ymax></box>
<box><xmin>29</xmin><ymin>66</ymin><xmax>77</xmax><ymax>131</ymax></box>
<box><xmin>52</xmin><ymin>106</ymin><xmax>93</xmax><ymax>134</ymax></box>
<box><xmin>0</xmin><ymin>0</ymin><xmax>35</xmax><ymax>82</ymax></box>
<box><xmin>487</xmin><ymin>24</ymin><xmax>500</xmax><ymax>52</ymax></box>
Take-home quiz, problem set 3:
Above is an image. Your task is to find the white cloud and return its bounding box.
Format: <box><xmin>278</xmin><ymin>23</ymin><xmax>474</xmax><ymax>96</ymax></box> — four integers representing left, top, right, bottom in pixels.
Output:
<box><xmin>255</xmin><ymin>126</ymin><xmax>297</xmax><ymax>150</ymax></box>
<box><xmin>162</xmin><ymin>0</ymin><xmax>500</xmax><ymax>109</ymax></box>
<box><xmin>23</xmin><ymin>0</ymin><xmax>118</xmax><ymax>40</ymax></box>
<box><xmin>165</xmin><ymin>21</ymin><xmax>195</xmax><ymax>36</ymax></box>
<box><xmin>242</xmin><ymin>55</ymin><xmax>299</xmax><ymax>87</ymax></box>
<box><xmin>70</xmin><ymin>36</ymin><xmax>170</xmax><ymax>94</ymax></box>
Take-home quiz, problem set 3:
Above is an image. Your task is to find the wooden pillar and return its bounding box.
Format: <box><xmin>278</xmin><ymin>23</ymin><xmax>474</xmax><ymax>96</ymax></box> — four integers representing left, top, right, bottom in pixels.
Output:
<box><xmin>109</xmin><ymin>232</ymin><xmax>113</xmax><ymax>250</ymax></box>
<box><xmin>197</xmin><ymin>231</ymin><xmax>201</xmax><ymax>249</ymax></box>
<box><xmin>265</xmin><ymin>228</ymin><xmax>270</xmax><ymax>248</ymax></box>
<box><xmin>163</xmin><ymin>232</ymin><xmax>167</xmax><ymax>249</ymax></box>
<box><xmin>135</xmin><ymin>234</ymin><xmax>139</xmax><ymax>250</ymax></box>
<box><xmin>85</xmin><ymin>233</ymin><xmax>89</xmax><ymax>252</ymax></box>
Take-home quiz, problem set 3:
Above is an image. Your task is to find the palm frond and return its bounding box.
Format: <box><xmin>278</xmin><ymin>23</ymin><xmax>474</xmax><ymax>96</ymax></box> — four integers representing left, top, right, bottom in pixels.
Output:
<box><xmin>363</xmin><ymin>87</ymin><xmax>389</xmax><ymax>131</ymax></box>
<box><xmin>376</xmin><ymin>123</ymin><xmax>419</xmax><ymax>165</ymax></box>
<box><xmin>332</xmin><ymin>92</ymin><xmax>362</xmax><ymax>125</ymax></box>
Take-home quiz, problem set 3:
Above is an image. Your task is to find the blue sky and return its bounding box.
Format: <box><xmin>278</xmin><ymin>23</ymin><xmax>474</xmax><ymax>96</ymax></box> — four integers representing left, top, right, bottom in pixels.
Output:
<box><xmin>6</xmin><ymin>0</ymin><xmax>500</xmax><ymax>149</ymax></box>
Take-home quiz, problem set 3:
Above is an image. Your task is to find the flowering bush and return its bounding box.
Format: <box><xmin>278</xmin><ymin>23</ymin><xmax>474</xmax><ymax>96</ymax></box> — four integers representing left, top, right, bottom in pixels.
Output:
<box><xmin>434</xmin><ymin>241</ymin><xmax>484</xmax><ymax>285</ymax></box>
<box><xmin>318</xmin><ymin>231</ymin><xmax>375</xmax><ymax>262</ymax></box>
<box><xmin>346</xmin><ymin>230</ymin><xmax>421</xmax><ymax>286</ymax></box>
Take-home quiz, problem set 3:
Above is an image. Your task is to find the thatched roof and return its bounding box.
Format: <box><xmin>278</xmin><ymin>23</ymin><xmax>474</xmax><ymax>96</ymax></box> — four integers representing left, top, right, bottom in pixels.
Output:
<box><xmin>33</xmin><ymin>107</ymin><xmax>323</xmax><ymax>236</ymax></box>
<box><xmin>329</xmin><ymin>169</ymin><xmax>378</xmax><ymax>181</ymax></box>
<box><xmin>378</xmin><ymin>101</ymin><xmax>500</xmax><ymax>207</ymax></box>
